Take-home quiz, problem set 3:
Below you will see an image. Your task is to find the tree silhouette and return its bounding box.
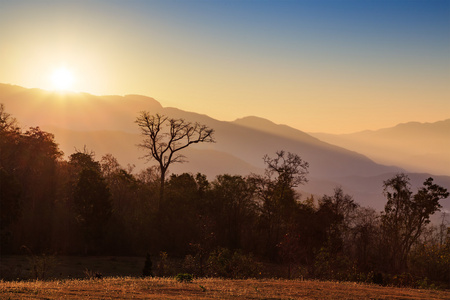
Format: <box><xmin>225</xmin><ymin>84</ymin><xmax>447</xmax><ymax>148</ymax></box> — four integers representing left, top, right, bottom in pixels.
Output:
<box><xmin>318</xmin><ymin>187</ymin><xmax>358</xmax><ymax>254</ymax></box>
<box><xmin>210</xmin><ymin>174</ymin><xmax>256</xmax><ymax>250</ymax></box>
<box><xmin>0</xmin><ymin>168</ymin><xmax>21</xmax><ymax>232</ymax></box>
<box><xmin>70</xmin><ymin>151</ymin><xmax>111</xmax><ymax>254</ymax></box>
<box><xmin>250</xmin><ymin>151</ymin><xmax>309</xmax><ymax>259</ymax></box>
<box><xmin>381</xmin><ymin>173</ymin><xmax>449</xmax><ymax>273</ymax></box>
<box><xmin>0</xmin><ymin>104</ymin><xmax>21</xmax><ymax>233</ymax></box>
<box><xmin>135</xmin><ymin>112</ymin><xmax>215</xmax><ymax>208</ymax></box>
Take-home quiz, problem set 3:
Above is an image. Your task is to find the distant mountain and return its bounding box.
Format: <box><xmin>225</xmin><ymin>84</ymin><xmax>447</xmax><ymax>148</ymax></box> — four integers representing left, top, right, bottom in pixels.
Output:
<box><xmin>311</xmin><ymin>120</ymin><xmax>450</xmax><ymax>176</ymax></box>
<box><xmin>0</xmin><ymin>83</ymin><xmax>162</xmax><ymax>132</ymax></box>
<box><xmin>1</xmin><ymin>83</ymin><xmax>449</xmax><ymax>211</ymax></box>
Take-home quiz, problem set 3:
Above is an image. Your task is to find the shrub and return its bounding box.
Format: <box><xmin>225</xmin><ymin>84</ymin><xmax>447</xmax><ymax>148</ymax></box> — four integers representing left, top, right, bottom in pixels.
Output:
<box><xmin>142</xmin><ymin>253</ymin><xmax>153</xmax><ymax>277</ymax></box>
<box><xmin>207</xmin><ymin>248</ymin><xmax>232</xmax><ymax>277</ymax></box>
<box><xmin>416</xmin><ymin>277</ymin><xmax>438</xmax><ymax>290</ymax></box>
<box><xmin>182</xmin><ymin>243</ymin><xmax>209</xmax><ymax>277</ymax></box>
<box><xmin>409</xmin><ymin>243</ymin><xmax>450</xmax><ymax>287</ymax></box>
<box><xmin>176</xmin><ymin>273</ymin><xmax>193</xmax><ymax>283</ymax></box>
<box><xmin>391</xmin><ymin>272</ymin><xmax>415</xmax><ymax>287</ymax></box>
<box><xmin>156</xmin><ymin>251</ymin><xmax>173</xmax><ymax>277</ymax></box>
<box><xmin>312</xmin><ymin>246</ymin><xmax>353</xmax><ymax>281</ymax></box>
<box><xmin>84</xmin><ymin>268</ymin><xmax>103</xmax><ymax>279</ymax></box>
<box><xmin>21</xmin><ymin>247</ymin><xmax>57</xmax><ymax>280</ymax></box>
<box><xmin>183</xmin><ymin>254</ymin><xmax>199</xmax><ymax>276</ymax></box>
<box><xmin>229</xmin><ymin>250</ymin><xmax>261</xmax><ymax>279</ymax></box>
<box><xmin>206</xmin><ymin>247</ymin><xmax>261</xmax><ymax>279</ymax></box>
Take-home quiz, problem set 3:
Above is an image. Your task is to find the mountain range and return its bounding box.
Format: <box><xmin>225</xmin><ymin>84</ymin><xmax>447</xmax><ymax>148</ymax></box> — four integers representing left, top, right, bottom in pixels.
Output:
<box><xmin>1</xmin><ymin>83</ymin><xmax>449</xmax><ymax>211</ymax></box>
<box><xmin>311</xmin><ymin>120</ymin><xmax>450</xmax><ymax>176</ymax></box>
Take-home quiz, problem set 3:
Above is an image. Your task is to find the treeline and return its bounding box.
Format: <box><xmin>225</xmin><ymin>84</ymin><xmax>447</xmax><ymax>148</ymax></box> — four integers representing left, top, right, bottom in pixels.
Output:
<box><xmin>1</xmin><ymin>104</ymin><xmax>449</xmax><ymax>287</ymax></box>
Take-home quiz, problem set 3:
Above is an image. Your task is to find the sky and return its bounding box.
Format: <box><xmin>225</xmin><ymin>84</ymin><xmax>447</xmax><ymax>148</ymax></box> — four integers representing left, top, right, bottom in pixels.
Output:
<box><xmin>1</xmin><ymin>0</ymin><xmax>449</xmax><ymax>134</ymax></box>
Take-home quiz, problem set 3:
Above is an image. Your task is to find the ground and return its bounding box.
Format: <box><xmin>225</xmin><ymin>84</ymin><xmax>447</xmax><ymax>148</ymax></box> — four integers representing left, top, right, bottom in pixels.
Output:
<box><xmin>1</xmin><ymin>256</ymin><xmax>449</xmax><ymax>299</ymax></box>
<box><xmin>1</xmin><ymin>277</ymin><xmax>450</xmax><ymax>299</ymax></box>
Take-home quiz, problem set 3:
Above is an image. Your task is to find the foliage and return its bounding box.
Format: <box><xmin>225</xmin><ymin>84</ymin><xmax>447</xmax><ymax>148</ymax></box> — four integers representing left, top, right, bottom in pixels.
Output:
<box><xmin>409</xmin><ymin>241</ymin><xmax>450</xmax><ymax>286</ymax></box>
<box><xmin>2</xmin><ymin>107</ymin><xmax>450</xmax><ymax>287</ymax></box>
<box><xmin>0</xmin><ymin>168</ymin><xmax>21</xmax><ymax>232</ymax></box>
<box><xmin>83</xmin><ymin>268</ymin><xmax>103</xmax><ymax>279</ymax></box>
<box><xmin>206</xmin><ymin>248</ymin><xmax>261</xmax><ymax>279</ymax></box>
<box><xmin>176</xmin><ymin>273</ymin><xmax>193</xmax><ymax>283</ymax></box>
<box><xmin>142</xmin><ymin>253</ymin><xmax>153</xmax><ymax>277</ymax></box>
<box><xmin>182</xmin><ymin>254</ymin><xmax>199</xmax><ymax>276</ymax></box>
<box><xmin>381</xmin><ymin>173</ymin><xmax>449</xmax><ymax>273</ymax></box>
<box><xmin>73</xmin><ymin>169</ymin><xmax>112</xmax><ymax>229</ymax></box>
<box><xmin>350</xmin><ymin>207</ymin><xmax>380</xmax><ymax>272</ymax></box>
<box><xmin>317</xmin><ymin>187</ymin><xmax>358</xmax><ymax>256</ymax></box>
<box><xmin>208</xmin><ymin>174</ymin><xmax>257</xmax><ymax>250</ymax></box>
<box><xmin>21</xmin><ymin>246</ymin><xmax>57</xmax><ymax>280</ymax></box>
<box><xmin>312</xmin><ymin>244</ymin><xmax>353</xmax><ymax>281</ymax></box>
<box><xmin>156</xmin><ymin>251</ymin><xmax>173</xmax><ymax>277</ymax></box>
<box><xmin>71</xmin><ymin>151</ymin><xmax>112</xmax><ymax>253</ymax></box>
<box><xmin>249</xmin><ymin>151</ymin><xmax>309</xmax><ymax>259</ymax></box>
<box><xmin>0</xmin><ymin>108</ymin><xmax>63</xmax><ymax>253</ymax></box>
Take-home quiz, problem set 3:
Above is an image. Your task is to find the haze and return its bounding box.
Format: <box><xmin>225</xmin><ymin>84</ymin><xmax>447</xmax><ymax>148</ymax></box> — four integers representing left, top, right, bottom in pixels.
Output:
<box><xmin>1</xmin><ymin>0</ymin><xmax>449</xmax><ymax>134</ymax></box>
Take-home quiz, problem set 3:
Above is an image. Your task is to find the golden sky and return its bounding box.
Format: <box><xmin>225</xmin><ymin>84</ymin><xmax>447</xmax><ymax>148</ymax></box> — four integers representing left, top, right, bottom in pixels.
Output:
<box><xmin>1</xmin><ymin>0</ymin><xmax>449</xmax><ymax>133</ymax></box>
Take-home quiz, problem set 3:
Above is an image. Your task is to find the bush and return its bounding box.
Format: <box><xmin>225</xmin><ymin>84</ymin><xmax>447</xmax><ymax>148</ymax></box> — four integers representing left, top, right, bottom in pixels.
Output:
<box><xmin>206</xmin><ymin>248</ymin><xmax>232</xmax><ymax>277</ymax></box>
<box><xmin>206</xmin><ymin>247</ymin><xmax>261</xmax><ymax>279</ymax></box>
<box><xmin>229</xmin><ymin>250</ymin><xmax>261</xmax><ymax>279</ymax></box>
<box><xmin>409</xmin><ymin>243</ymin><xmax>450</xmax><ymax>287</ymax></box>
<box><xmin>176</xmin><ymin>273</ymin><xmax>193</xmax><ymax>283</ymax></box>
<box><xmin>391</xmin><ymin>272</ymin><xmax>415</xmax><ymax>287</ymax></box>
<box><xmin>313</xmin><ymin>246</ymin><xmax>353</xmax><ymax>281</ymax></box>
<box><xmin>182</xmin><ymin>254</ymin><xmax>202</xmax><ymax>277</ymax></box>
<box><xmin>84</xmin><ymin>268</ymin><xmax>103</xmax><ymax>279</ymax></box>
<box><xmin>142</xmin><ymin>253</ymin><xmax>153</xmax><ymax>277</ymax></box>
<box><xmin>416</xmin><ymin>277</ymin><xmax>438</xmax><ymax>290</ymax></box>
<box><xmin>182</xmin><ymin>243</ymin><xmax>209</xmax><ymax>277</ymax></box>
<box><xmin>156</xmin><ymin>251</ymin><xmax>173</xmax><ymax>277</ymax></box>
<box><xmin>21</xmin><ymin>247</ymin><xmax>57</xmax><ymax>280</ymax></box>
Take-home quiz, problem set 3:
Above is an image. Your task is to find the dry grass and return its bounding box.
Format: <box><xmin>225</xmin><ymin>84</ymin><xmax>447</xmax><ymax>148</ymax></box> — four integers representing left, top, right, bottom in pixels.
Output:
<box><xmin>1</xmin><ymin>277</ymin><xmax>449</xmax><ymax>300</ymax></box>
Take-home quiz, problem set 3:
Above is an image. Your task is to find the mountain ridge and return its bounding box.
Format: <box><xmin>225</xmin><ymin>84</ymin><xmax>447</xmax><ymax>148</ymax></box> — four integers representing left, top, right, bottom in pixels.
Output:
<box><xmin>311</xmin><ymin>118</ymin><xmax>450</xmax><ymax>176</ymax></box>
<box><xmin>310</xmin><ymin>119</ymin><xmax>450</xmax><ymax>136</ymax></box>
<box><xmin>1</xmin><ymin>83</ymin><xmax>448</xmax><ymax>210</ymax></box>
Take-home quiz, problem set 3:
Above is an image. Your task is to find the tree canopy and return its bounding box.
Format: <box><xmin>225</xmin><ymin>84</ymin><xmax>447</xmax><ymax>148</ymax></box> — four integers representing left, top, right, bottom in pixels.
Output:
<box><xmin>1</xmin><ymin>106</ymin><xmax>450</xmax><ymax>287</ymax></box>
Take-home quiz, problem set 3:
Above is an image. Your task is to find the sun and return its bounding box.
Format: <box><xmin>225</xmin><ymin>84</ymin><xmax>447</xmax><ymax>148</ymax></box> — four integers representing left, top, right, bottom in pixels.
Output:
<box><xmin>51</xmin><ymin>66</ymin><xmax>74</xmax><ymax>91</ymax></box>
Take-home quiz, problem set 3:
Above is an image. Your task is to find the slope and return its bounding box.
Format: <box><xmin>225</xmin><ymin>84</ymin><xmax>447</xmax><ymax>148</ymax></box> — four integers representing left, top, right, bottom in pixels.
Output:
<box><xmin>2</xmin><ymin>83</ymin><xmax>449</xmax><ymax>211</ymax></box>
<box><xmin>311</xmin><ymin>120</ymin><xmax>450</xmax><ymax>176</ymax></box>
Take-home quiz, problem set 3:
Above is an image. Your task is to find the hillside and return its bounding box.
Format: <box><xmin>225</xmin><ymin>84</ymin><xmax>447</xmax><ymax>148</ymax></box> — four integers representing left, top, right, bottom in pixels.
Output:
<box><xmin>311</xmin><ymin>120</ymin><xmax>450</xmax><ymax>176</ymax></box>
<box><xmin>1</xmin><ymin>83</ymin><xmax>449</xmax><ymax>211</ymax></box>
<box><xmin>0</xmin><ymin>83</ymin><xmax>162</xmax><ymax>133</ymax></box>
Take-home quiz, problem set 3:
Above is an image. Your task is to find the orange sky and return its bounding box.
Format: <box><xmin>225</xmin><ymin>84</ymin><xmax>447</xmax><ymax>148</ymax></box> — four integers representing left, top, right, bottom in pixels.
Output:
<box><xmin>1</xmin><ymin>1</ymin><xmax>449</xmax><ymax>133</ymax></box>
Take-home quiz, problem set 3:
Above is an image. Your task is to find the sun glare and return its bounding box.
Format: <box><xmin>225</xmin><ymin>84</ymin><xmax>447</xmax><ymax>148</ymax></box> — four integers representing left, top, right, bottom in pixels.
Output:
<box><xmin>51</xmin><ymin>66</ymin><xmax>74</xmax><ymax>91</ymax></box>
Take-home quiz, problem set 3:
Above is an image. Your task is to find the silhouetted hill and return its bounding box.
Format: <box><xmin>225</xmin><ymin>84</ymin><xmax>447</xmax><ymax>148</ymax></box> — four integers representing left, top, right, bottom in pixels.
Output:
<box><xmin>234</xmin><ymin>116</ymin><xmax>321</xmax><ymax>145</ymax></box>
<box><xmin>2</xmin><ymin>83</ymin><xmax>449</xmax><ymax>211</ymax></box>
<box><xmin>0</xmin><ymin>84</ymin><xmax>162</xmax><ymax>132</ymax></box>
<box><xmin>311</xmin><ymin>119</ymin><xmax>450</xmax><ymax>176</ymax></box>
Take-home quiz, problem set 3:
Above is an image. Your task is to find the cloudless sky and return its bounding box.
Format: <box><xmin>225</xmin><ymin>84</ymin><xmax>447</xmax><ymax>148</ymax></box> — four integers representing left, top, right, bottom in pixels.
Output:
<box><xmin>1</xmin><ymin>0</ymin><xmax>449</xmax><ymax>133</ymax></box>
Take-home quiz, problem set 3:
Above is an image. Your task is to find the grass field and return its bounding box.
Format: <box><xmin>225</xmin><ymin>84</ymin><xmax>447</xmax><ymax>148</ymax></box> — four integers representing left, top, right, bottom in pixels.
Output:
<box><xmin>1</xmin><ymin>256</ymin><xmax>449</xmax><ymax>299</ymax></box>
<box><xmin>1</xmin><ymin>277</ymin><xmax>450</xmax><ymax>299</ymax></box>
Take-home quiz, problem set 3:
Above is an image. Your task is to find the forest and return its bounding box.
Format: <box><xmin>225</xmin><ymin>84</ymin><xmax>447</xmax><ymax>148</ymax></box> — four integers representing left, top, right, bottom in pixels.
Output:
<box><xmin>1</xmin><ymin>104</ymin><xmax>449</xmax><ymax>288</ymax></box>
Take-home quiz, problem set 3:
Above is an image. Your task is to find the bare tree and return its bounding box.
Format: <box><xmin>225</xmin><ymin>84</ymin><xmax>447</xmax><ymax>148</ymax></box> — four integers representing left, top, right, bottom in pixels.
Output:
<box><xmin>136</xmin><ymin>112</ymin><xmax>215</xmax><ymax>208</ymax></box>
<box><xmin>263</xmin><ymin>150</ymin><xmax>309</xmax><ymax>188</ymax></box>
